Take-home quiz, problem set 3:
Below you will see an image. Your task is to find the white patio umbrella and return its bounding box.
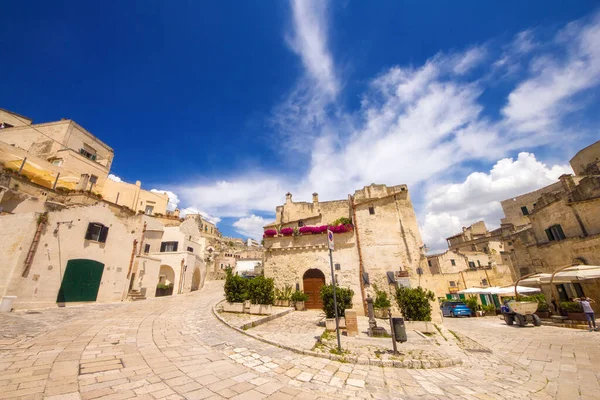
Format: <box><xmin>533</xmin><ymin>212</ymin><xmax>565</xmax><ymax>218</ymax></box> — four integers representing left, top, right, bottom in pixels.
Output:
<box><xmin>518</xmin><ymin>274</ymin><xmax>551</xmax><ymax>285</ymax></box>
<box><xmin>486</xmin><ymin>286</ymin><xmax>541</xmax><ymax>295</ymax></box>
<box><xmin>457</xmin><ymin>287</ymin><xmax>487</xmax><ymax>294</ymax></box>
<box><xmin>541</xmin><ymin>265</ymin><xmax>600</xmax><ymax>284</ymax></box>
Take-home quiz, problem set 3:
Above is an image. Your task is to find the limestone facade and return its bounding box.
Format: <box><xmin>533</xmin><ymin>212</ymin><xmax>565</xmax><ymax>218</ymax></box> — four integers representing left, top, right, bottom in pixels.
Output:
<box><xmin>263</xmin><ymin>184</ymin><xmax>427</xmax><ymax>315</ymax></box>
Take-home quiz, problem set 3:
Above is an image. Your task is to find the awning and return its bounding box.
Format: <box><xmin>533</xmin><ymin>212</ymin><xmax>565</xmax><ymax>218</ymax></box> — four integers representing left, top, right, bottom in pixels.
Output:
<box><xmin>516</xmin><ymin>265</ymin><xmax>600</xmax><ymax>285</ymax></box>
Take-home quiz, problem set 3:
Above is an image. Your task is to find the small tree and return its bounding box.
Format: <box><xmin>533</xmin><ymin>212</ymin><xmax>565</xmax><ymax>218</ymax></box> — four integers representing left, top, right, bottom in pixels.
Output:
<box><xmin>223</xmin><ymin>269</ymin><xmax>247</xmax><ymax>303</ymax></box>
<box><xmin>247</xmin><ymin>276</ymin><xmax>274</xmax><ymax>305</ymax></box>
<box><xmin>395</xmin><ymin>286</ymin><xmax>435</xmax><ymax>321</ymax></box>
<box><xmin>320</xmin><ymin>284</ymin><xmax>354</xmax><ymax>318</ymax></box>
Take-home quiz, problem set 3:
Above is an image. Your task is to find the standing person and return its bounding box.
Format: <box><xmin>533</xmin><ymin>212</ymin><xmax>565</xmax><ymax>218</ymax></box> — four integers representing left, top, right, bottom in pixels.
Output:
<box><xmin>575</xmin><ymin>297</ymin><xmax>598</xmax><ymax>331</ymax></box>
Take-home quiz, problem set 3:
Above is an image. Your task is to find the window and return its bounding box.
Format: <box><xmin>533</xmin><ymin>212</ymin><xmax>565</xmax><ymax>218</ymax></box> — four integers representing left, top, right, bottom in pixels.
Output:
<box><xmin>521</xmin><ymin>206</ymin><xmax>529</xmax><ymax>216</ymax></box>
<box><xmin>468</xmin><ymin>261</ymin><xmax>476</xmax><ymax>269</ymax></box>
<box><xmin>145</xmin><ymin>205</ymin><xmax>154</xmax><ymax>215</ymax></box>
<box><xmin>0</xmin><ymin>122</ymin><xmax>14</xmax><ymax>129</ymax></box>
<box><xmin>427</xmin><ymin>260</ymin><xmax>432</xmax><ymax>267</ymax></box>
<box><xmin>449</xmin><ymin>281</ymin><xmax>456</xmax><ymax>287</ymax></box>
<box><xmin>450</xmin><ymin>259</ymin><xmax>456</xmax><ymax>266</ymax></box>
<box><xmin>85</xmin><ymin>223</ymin><xmax>109</xmax><ymax>243</ymax></box>
<box><xmin>160</xmin><ymin>241</ymin><xmax>178</xmax><ymax>252</ymax></box>
<box><xmin>368</xmin><ymin>206</ymin><xmax>375</xmax><ymax>215</ymax></box>
<box><xmin>477</xmin><ymin>260</ymin><xmax>481</xmax><ymax>267</ymax></box>
<box><xmin>481</xmin><ymin>278</ymin><xmax>489</xmax><ymax>286</ymax></box>
<box><xmin>334</xmin><ymin>263</ymin><xmax>341</xmax><ymax>271</ymax></box>
<box><xmin>298</xmin><ymin>220</ymin><xmax>304</xmax><ymax>227</ymax></box>
<box><xmin>79</xmin><ymin>148</ymin><xmax>97</xmax><ymax>161</ymax></box>
<box><xmin>545</xmin><ymin>224</ymin><xmax>566</xmax><ymax>242</ymax></box>
<box><xmin>187</xmin><ymin>246</ymin><xmax>194</xmax><ymax>253</ymax></box>
<box><xmin>471</xmin><ymin>244</ymin><xmax>476</xmax><ymax>251</ymax></box>
<box><xmin>144</xmin><ymin>244</ymin><xmax>150</xmax><ymax>254</ymax></box>
<box><xmin>51</xmin><ymin>158</ymin><xmax>64</xmax><ymax>166</ymax></box>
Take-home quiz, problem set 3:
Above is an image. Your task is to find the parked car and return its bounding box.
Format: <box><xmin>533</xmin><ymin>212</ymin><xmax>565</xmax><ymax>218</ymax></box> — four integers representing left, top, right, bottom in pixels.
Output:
<box><xmin>441</xmin><ymin>301</ymin><xmax>472</xmax><ymax>317</ymax></box>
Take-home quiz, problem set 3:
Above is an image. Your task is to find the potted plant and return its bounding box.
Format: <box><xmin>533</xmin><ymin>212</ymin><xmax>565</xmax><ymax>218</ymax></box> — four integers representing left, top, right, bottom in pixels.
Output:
<box><xmin>275</xmin><ymin>285</ymin><xmax>293</xmax><ymax>307</ymax></box>
<box><xmin>263</xmin><ymin>229</ymin><xmax>277</xmax><ymax>238</ymax></box>
<box><xmin>247</xmin><ymin>276</ymin><xmax>274</xmax><ymax>315</ymax></box>
<box><xmin>522</xmin><ymin>294</ymin><xmax>551</xmax><ymax>318</ymax></box>
<box><xmin>320</xmin><ymin>284</ymin><xmax>354</xmax><ymax>331</ymax></box>
<box><xmin>291</xmin><ymin>290</ymin><xmax>309</xmax><ymax>311</ymax></box>
<box><xmin>280</xmin><ymin>227</ymin><xmax>294</xmax><ymax>236</ymax></box>
<box><xmin>560</xmin><ymin>301</ymin><xmax>585</xmax><ymax>321</ymax></box>
<box><xmin>464</xmin><ymin>296</ymin><xmax>479</xmax><ymax>317</ymax></box>
<box><xmin>155</xmin><ymin>283</ymin><xmax>174</xmax><ymax>297</ymax></box>
<box><xmin>482</xmin><ymin>304</ymin><xmax>497</xmax><ymax>316</ymax></box>
<box><xmin>223</xmin><ymin>269</ymin><xmax>247</xmax><ymax>313</ymax></box>
<box><xmin>372</xmin><ymin>285</ymin><xmax>391</xmax><ymax>318</ymax></box>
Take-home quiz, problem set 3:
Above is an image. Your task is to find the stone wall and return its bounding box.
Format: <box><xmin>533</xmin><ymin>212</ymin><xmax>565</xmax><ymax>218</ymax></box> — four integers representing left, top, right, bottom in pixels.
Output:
<box><xmin>570</xmin><ymin>140</ymin><xmax>600</xmax><ymax>176</ymax></box>
<box><xmin>500</xmin><ymin>182</ymin><xmax>563</xmax><ymax>228</ymax></box>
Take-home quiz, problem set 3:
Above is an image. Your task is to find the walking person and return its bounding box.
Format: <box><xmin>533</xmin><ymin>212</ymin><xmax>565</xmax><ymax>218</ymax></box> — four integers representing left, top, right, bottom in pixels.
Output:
<box><xmin>575</xmin><ymin>297</ymin><xmax>598</xmax><ymax>331</ymax></box>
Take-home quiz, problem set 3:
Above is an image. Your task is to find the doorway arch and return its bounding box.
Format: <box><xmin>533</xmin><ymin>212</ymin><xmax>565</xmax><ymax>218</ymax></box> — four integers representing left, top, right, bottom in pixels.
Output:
<box><xmin>303</xmin><ymin>269</ymin><xmax>326</xmax><ymax>309</ymax></box>
<box><xmin>191</xmin><ymin>267</ymin><xmax>201</xmax><ymax>291</ymax></box>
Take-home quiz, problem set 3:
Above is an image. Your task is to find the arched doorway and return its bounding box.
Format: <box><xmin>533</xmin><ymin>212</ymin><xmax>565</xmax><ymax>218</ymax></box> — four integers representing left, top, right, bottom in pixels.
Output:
<box><xmin>191</xmin><ymin>268</ymin><xmax>201</xmax><ymax>291</ymax></box>
<box><xmin>156</xmin><ymin>265</ymin><xmax>175</xmax><ymax>297</ymax></box>
<box><xmin>303</xmin><ymin>269</ymin><xmax>326</xmax><ymax>309</ymax></box>
<box><xmin>57</xmin><ymin>259</ymin><xmax>104</xmax><ymax>302</ymax></box>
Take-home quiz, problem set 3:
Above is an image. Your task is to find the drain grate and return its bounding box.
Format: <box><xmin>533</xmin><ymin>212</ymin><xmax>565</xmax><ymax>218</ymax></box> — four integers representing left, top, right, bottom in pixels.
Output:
<box><xmin>79</xmin><ymin>358</ymin><xmax>124</xmax><ymax>375</ymax></box>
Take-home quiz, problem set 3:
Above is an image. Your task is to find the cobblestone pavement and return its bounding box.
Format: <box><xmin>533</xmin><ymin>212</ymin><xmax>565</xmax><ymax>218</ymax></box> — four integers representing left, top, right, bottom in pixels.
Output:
<box><xmin>0</xmin><ymin>281</ymin><xmax>596</xmax><ymax>399</ymax></box>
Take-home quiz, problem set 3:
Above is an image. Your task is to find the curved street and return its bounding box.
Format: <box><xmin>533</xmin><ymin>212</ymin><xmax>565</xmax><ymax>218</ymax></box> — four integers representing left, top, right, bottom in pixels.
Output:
<box><xmin>0</xmin><ymin>282</ymin><xmax>598</xmax><ymax>400</ymax></box>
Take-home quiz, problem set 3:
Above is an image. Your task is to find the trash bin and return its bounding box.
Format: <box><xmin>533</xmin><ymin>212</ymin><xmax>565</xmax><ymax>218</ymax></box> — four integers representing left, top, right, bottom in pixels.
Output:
<box><xmin>0</xmin><ymin>296</ymin><xmax>17</xmax><ymax>313</ymax></box>
<box><xmin>392</xmin><ymin>317</ymin><xmax>407</xmax><ymax>343</ymax></box>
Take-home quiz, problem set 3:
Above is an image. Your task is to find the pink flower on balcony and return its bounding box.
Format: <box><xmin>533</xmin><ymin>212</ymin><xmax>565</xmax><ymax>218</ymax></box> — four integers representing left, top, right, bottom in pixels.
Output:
<box><xmin>263</xmin><ymin>229</ymin><xmax>277</xmax><ymax>238</ymax></box>
<box><xmin>280</xmin><ymin>227</ymin><xmax>294</xmax><ymax>236</ymax></box>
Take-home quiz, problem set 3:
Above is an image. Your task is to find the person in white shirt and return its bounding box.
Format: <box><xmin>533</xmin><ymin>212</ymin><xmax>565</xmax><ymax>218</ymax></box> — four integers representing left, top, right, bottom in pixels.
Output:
<box><xmin>576</xmin><ymin>297</ymin><xmax>597</xmax><ymax>331</ymax></box>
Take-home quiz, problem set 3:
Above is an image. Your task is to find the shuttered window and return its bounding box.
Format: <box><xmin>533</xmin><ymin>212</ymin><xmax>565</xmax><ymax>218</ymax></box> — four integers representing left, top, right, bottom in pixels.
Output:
<box><xmin>545</xmin><ymin>224</ymin><xmax>566</xmax><ymax>242</ymax></box>
<box><xmin>85</xmin><ymin>223</ymin><xmax>109</xmax><ymax>243</ymax></box>
<box><xmin>160</xmin><ymin>241</ymin><xmax>178</xmax><ymax>252</ymax></box>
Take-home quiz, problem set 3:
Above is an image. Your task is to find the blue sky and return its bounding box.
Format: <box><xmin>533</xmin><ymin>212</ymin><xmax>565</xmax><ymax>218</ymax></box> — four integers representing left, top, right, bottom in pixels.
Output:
<box><xmin>2</xmin><ymin>1</ymin><xmax>599</xmax><ymax>250</ymax></box>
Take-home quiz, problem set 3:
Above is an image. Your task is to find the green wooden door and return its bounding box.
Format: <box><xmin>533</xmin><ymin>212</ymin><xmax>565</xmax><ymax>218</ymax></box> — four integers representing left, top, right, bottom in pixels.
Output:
<box><xmin>479</xmin><ymin>294</ymin><xmax>488</xmax><ymax>306</ymax></box>
<box><xmin>57</xmin><ymin>259</ymin><xmax>104</xmax><ymax>302</ymax></box>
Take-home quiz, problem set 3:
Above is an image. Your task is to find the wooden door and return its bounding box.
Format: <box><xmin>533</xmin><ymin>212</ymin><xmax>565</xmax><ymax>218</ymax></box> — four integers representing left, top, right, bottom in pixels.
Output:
<box><xmin>57</xmin><ymin>259</ymin><xmax>104</xmax><ymax>302</ymax></box>
<box><xmin>303</xmin><ymin>269</ymin><xmax>325</xmax><ymax>309</ymax></box>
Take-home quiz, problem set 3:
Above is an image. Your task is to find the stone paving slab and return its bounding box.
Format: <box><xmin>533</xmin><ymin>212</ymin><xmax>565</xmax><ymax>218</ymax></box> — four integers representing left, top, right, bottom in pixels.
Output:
<box><xmin>0</xmin><ymin>281</ymin><xmax>597</xmax><ymax>399</ymax></box>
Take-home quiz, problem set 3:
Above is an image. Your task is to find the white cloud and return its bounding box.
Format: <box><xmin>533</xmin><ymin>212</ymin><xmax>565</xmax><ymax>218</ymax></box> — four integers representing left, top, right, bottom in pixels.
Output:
<box><xmin>420</xmin><ymin>152</ymin><xmax>572</xmax><ymax>252</ymax></box>
<box><xmin>108</xmin><ymin>174</ymin><xmax>122</xmax><ymax>182</ymax></box>
<box><xmin>287</xmin><ymin>0</ymin><xmax>338</xmax><ymax>97</ymax></box>
<box><xmin>502</xmin><ymin>13</ymin><xmax>600</xmax><ymax>133</ymax></box>
<box><xmin>233</xmin><ymin>215</ymin><xmax>268</xmax><ymax>239</ymax></box>
<box><xmin>161</xmin><ymin>10</ymin><xmax>600</xmax><ymax>249</ymax></box>
<box><xmin>150</xmin><ymin>189</ymin><xmax>180</xmax><ymax>211</ymax></box>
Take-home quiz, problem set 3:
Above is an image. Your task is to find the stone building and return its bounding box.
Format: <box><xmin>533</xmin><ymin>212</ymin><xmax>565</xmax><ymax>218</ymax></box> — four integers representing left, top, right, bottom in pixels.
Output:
<box><xmin>263</xmin><ymin>184</ymin><xmax>426</xmax><ymax>315</ymax></box>
<box><xmin>0</xmin><ymin>170</ymin><xmax>210</xmax><ymax>310</ymax></box>
<box><xmin>500</xmin><ymin>140</ymin><xmax>600</xmax><ymax>308</ymax></box>
<box><xmin>0</xmin><ymin>108</ymin><xmax>113</xmax><ymax>193</ymax></box>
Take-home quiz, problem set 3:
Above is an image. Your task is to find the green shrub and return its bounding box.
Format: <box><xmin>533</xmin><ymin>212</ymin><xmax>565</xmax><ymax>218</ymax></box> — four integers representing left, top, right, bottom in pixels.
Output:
<box><xmin>156</xmin><ymin>283</ymin><xmax>173</xmax><ymax>290</ymax></box>
<box><xmin>331</xmin><ymin>217</ymin><xmax>352</xmax><ymax>226</ymax></box>
<box><xmin>223</xmin><ymin>269</ymin><xmax>248</xmax><ymax>303</ymax></box>
<box><xmin>247</xmin><ymin>275</ymin><xmax>274</xmax><ymax>305</ymax></box>
<box><xmin>372</xmin><ymin>284</ymin><xmax>391</xmax><ymax>310</ymax></box>
<box><xmin>482</xmin><ymin>304</ymin><xmax>496</xmax><ymax>312</ymax></box>
<box><xmin>520</xmin><ymin>293</ymin><xmax>549</xmax><ymax>312</ymax></box>
<box><xmin>291</xmin><ymin>290</ymin><xmax>309</xmax><ymax>302</ymax></box>
<box><xmin>559</xmin><ymin>301</ymin><xmax>583</xmax><ymax>313</ymax></box>
<box><xmin>320</xmin><ymin>284</ymin><xmax>354</xmax><ymax>318</ymax></box>
<box><xmin>395</xmin><ymin>286</ymin><xmax>435</xmax><ymax>321</ymax></box>
<box><xmin>464</xmin><ymin>296</ymin><xmax>479</xmax><ymax>311</ymax></box>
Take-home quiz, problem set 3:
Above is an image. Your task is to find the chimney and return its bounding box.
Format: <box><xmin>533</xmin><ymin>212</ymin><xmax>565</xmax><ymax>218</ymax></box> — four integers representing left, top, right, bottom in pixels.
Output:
<box><xmin>173</xmin><ymin>208</ymin><xmax>180</xmax><ymax>217</ymax></box>
<box><xmin>312</xmin><ymin>192</ymin><xmax>319</xmax><ymax>204</ymax></box>
<box><xmin>135</xmin><ymin>180</ymin><xmax>141</xmax><ymax>187</ymax></box>
<box><xmin>286</xmin><ymin>192</ymin><xmax>292</xmax><ymax>204</ymax></box>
